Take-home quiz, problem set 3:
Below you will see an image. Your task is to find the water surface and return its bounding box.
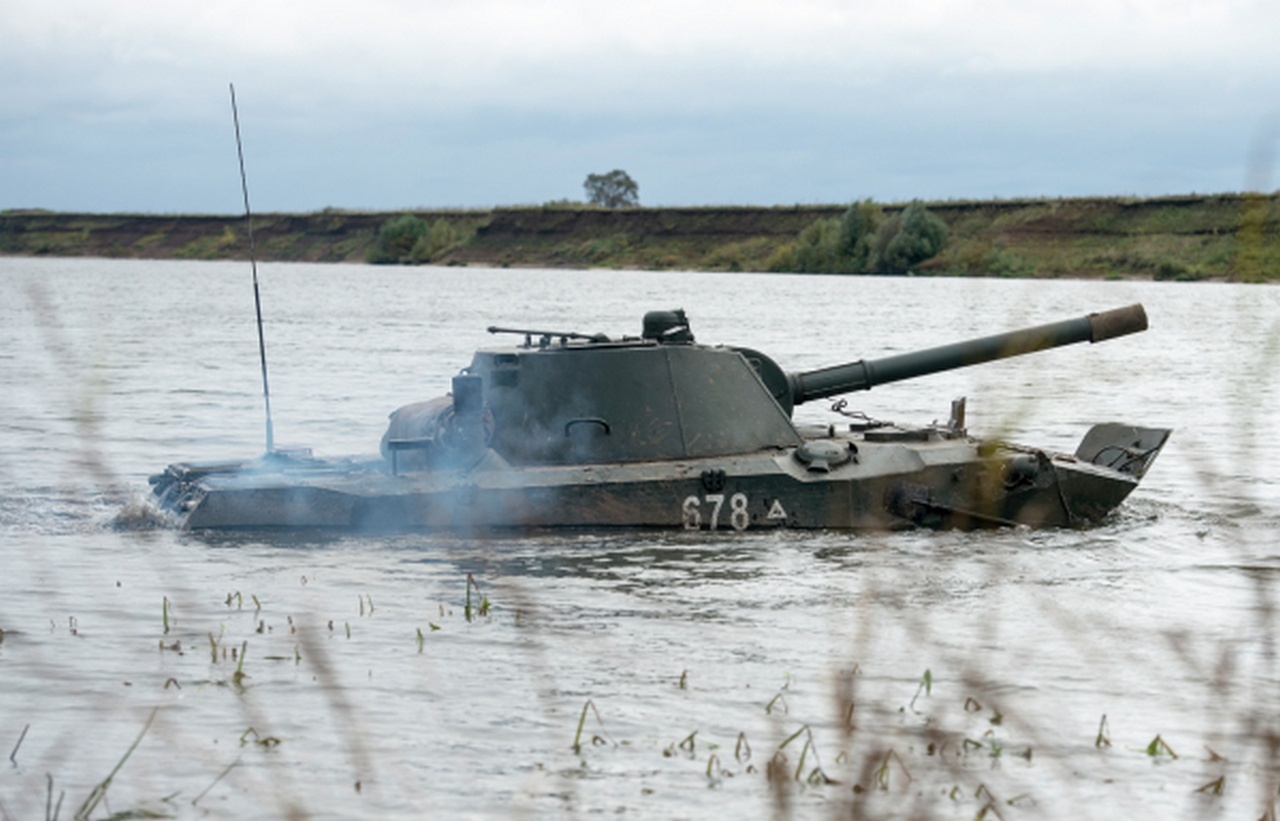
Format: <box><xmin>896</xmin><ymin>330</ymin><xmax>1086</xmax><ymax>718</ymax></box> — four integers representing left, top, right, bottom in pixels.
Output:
<box><xmin>1</xmin><ymin>258</ymin><xmax>1278</xmax><ymax>819</ymax></box>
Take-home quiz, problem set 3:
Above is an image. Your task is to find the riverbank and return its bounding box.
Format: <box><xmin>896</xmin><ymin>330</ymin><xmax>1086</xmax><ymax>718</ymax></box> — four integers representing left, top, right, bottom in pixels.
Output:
<box><xmin>3</xmin><ymin>193</ymin><xmax>1277</xmax><ymax>280</ymax></box>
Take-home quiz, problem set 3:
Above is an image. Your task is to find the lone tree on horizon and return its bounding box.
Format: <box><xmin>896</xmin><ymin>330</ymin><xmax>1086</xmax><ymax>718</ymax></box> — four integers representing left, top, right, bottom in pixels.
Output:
<box><xmin>584</xmin><ymin>170</ymin><xmax>639</xmax><ymax>208</ymax></box>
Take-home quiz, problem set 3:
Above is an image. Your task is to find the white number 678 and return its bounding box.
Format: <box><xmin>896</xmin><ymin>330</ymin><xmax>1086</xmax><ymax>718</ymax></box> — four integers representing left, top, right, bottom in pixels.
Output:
<box><xmin>682</xmin><ymin>493</ymin><xmax>749</xmax><ymax>531</ymax></box>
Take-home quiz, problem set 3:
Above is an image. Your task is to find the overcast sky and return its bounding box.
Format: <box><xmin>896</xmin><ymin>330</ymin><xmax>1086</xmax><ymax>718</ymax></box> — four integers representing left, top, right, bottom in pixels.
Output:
<box><xmin>3</xmin><ymin>0</ymin><xmax>1278</xmax><ymax>213</ymax></box>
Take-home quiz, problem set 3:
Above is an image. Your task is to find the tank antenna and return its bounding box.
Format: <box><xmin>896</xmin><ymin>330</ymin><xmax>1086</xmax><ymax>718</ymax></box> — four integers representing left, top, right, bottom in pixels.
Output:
<box><xmin>229</xmin><ymin>83</ymin><xmax>274</xmax><ymax>454</ymax></box>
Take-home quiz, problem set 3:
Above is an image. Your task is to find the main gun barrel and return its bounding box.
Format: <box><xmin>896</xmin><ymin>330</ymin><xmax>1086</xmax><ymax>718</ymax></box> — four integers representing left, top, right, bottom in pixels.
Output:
<box><xmin>788</xmin><ymin>304</ymin><xmax>1148</xmax><ymax>407</ymax></box>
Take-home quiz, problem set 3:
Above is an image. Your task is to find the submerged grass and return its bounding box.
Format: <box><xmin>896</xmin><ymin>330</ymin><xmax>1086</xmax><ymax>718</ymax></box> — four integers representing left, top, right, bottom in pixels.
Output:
<box><xmin>571</xmin><ymin>700</ymin><xmax>613</xmax><ymax>756</ymax></box>
<box><xmin>72</xmin><ymin>707</ymin><xmax>157</xmax><ymax>821</ymax></box>
<box><xmin>8</xmin><ymin>725</ymin><xmax>28</xmax><ymax>767</ymax></box>
<box><xmin>7</xmin><ymin>514</ymin><xmax>1279</xmax><ymax>818</ymax></box>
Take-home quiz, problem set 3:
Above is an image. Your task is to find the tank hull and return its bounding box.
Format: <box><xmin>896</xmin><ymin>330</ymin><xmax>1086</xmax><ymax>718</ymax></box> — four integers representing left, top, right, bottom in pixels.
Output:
<box><xmin>149</xmin><ymin>423</ymin><xmax>1169</xmax><ymax>532</ymax></box>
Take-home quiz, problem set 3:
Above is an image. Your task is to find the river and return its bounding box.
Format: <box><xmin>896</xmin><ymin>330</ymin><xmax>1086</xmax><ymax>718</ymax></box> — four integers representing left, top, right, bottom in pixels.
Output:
<box><xmin>1</xmin><ymin>257</ymin><xmax>1278</xmax><ymax>819</ymax></box>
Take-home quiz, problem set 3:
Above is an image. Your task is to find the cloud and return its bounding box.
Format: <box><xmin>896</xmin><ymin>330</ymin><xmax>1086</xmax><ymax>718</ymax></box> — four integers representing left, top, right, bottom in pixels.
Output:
<box><xmin>7</xmin><ymin>0</ymin><xmax>1277</xmax><ymax>110</ymax></box>
<box><xmin>2</xmin><ymin>0</ymin><xmax>1277</xmax><ymax>210</ymax></box>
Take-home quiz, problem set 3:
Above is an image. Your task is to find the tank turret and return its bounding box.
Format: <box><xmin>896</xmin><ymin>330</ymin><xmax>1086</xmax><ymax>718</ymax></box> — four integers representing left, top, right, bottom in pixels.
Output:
<box><xmin>382</xmin><ymin>304</ymin><xmax>1150</xmax><ymax>469</ymax></box>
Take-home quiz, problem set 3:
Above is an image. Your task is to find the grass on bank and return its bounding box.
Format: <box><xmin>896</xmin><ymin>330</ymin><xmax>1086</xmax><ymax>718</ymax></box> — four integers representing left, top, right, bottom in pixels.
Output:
<box><xmin>3</xmin><ymin>194</ymin><xmax>1278</xmax><ymax>280</ymax></box>
<box><xmin>332</xmin><ymin>194</ymin><xmax>1280</xmax><ymax>281</ymax></box>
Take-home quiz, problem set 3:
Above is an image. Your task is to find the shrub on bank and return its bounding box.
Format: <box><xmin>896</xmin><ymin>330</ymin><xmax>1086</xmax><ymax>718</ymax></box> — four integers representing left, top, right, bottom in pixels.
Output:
<box><xmin>369</xmin><ymin>214</ymin><xmax>426</xmax><ymax>264</ymax></box>
<box><xmin>369</xmin><ymin>215</ymin><xmax>464</xmax><ymax>264</ymax></box>
<box><xmin>413</xmin><ymin>219</ymin><xmax>461</xmax><ymax>262</ymax></box>
<box><xmin>837</xmin><ymin>199</ymin><xmax>881</xmax><ymax>271</ymax></box>
<box><xmin>772</xmin><ymin>199</ymin><xmax>948</xmax><ymax>274</ymax></box>
<box><xmin>792</xmin><ymin>216</ymin><xmax>845</xmax><ymax>273</ymax></box>
<box><xmin>872</xmin><ymin>200</ymin><xmax>949</xmax><ymax>273</ymax></box>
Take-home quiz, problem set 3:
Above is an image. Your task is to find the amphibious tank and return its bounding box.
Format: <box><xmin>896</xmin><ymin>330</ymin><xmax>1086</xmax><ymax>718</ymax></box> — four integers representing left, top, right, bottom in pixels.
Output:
<box><xmin>148</xmin><ymin>305</ymin><xmax>1169</xmax><ymax>532</ymax></box>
